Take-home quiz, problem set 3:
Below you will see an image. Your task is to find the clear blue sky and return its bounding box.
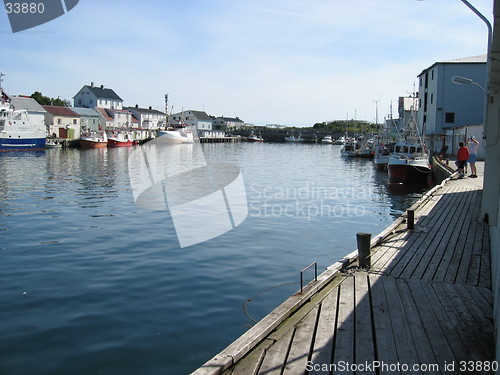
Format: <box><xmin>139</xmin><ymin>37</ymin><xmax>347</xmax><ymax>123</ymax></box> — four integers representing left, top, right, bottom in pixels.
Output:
<box><xmin>0</xmin><ymin>0</ymin><xmax>493</xmax><ymax>126</ymax></box>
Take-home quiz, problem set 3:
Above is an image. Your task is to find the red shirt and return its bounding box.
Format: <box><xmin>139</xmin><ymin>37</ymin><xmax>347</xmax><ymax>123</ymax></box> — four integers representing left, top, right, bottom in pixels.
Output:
<box><xmin>457</xmin><ymin>146</ymin><xmax>469</xmax><ymax>161</ymax></box>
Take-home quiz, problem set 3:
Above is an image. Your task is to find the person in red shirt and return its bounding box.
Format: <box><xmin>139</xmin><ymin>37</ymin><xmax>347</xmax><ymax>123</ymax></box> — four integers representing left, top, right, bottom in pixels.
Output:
<box><xmin>456</xmin><ymin>141</ymin><xmax>469</xmax><ymax>178</ymax></box>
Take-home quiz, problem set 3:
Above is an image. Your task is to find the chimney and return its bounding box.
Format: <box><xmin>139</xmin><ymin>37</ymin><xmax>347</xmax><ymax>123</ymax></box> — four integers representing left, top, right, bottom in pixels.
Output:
<box><xmin>100</xmin><ymin>85</ymin><xmax>104</xmax><ymax>89</ymax></box>
<box><xmin>135</xmin><ymin>104</ymin><xmax>138</xmax><ymax>108</ymax></box>
<box><xmin>91</xmin><ymin>82</ymin><xmax>94</xmax><ymax>87</ymax></box>
<box><xmin>149</xmin><ymin>106</ymin><xmax>152</xmax><ymax>110</ymax></box>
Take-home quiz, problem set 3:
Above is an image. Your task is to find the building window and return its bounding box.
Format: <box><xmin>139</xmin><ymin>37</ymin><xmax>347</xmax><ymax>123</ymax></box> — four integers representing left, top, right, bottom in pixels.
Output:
<box><xmin>57</xmin><ymin>119</ymin><xmax>61</xmax><ymax>125</ymax></box>
<box><xmin>430</xmin><ymin>93</ymin><xmax>434</xmax><ymax>104</ymax></box>
<box><xmin>431</xmin><ymin>70</ymin><xmax>434</xmax><ymax>80</ymax></box>
<box><xmin>445</xmin><ymin>112</ymin><xmax>455</xmax><ymax>123</ymax></box>
<box><xmin>73</xmin><ymin>119</ymin><xmax>77</xmax><ymax>125</ymax></box>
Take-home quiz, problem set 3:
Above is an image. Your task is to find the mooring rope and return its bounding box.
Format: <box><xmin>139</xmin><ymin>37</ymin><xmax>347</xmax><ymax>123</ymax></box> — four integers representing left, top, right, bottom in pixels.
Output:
<box><xmin>242</xmin><ymin>281</ymin><xmax>300</xmax><ymax>324</ymax></box>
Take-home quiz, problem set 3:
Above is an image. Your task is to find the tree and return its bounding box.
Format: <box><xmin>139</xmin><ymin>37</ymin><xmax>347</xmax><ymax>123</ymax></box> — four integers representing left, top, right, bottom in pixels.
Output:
<box><xmin>30</xmin><ymin>91</ymin><xmax>69</xmax><ymax>107</ymax></box>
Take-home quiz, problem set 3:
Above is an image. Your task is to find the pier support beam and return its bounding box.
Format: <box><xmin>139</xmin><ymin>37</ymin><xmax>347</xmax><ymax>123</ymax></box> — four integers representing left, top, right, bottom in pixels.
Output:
<box><xmin>407</xmin><ymin>209</ymin><xmax>415</xmax><ymax>230</ymax></box>
<box><xmin>356</xmin><ymin>232</ymin><xmax>372</xmax><ymax>269</ymax></box>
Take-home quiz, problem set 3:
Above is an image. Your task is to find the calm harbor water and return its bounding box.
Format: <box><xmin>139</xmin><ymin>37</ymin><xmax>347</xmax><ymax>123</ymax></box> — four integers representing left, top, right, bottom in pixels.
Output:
<box><xmin>0</xmin><ymin>143</ymin><xmax>427</xmax><ymax>375</ymax></box>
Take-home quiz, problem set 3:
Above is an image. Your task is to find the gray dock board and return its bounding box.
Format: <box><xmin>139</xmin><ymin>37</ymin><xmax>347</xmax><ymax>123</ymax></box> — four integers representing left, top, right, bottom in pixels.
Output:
<box><xmin>354</xmin><ymin>272</ymin><xmax>376</xmax><ymax>375</ymax></box>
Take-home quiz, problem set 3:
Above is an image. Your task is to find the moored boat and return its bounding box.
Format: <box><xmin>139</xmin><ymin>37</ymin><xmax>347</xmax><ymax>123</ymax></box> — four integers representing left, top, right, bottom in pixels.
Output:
<box><xmin>245</xmin><ymin>132</ymin><xmax>263</xmax><ymax>142</ymax></box>
<box><xmin>158</xmin><ymin>125</ymin><xmax>194</xmax><ymax>143</ymax></box>
<box><xmin>79</xmin><ymin>130</ymin><xmax>108</xmax><ymax>149</ymax></box>
<box><xmin>45</xmin><ymin>140</ymin><xmax>62</xmax><ymax>148</ymax></box>
<box><xmin>321</xmin><ymin>135</ymin><xmax>333</xmax><ymax>144</ymax></box>
<box><xmin>107</xmin><ymin>130</ymin><xmax>134</xmax><ymax>147</ymax></box>
<box><xmin>0</xmin><ymin>75</ymin><xmax>46</xmax><ymax>151</ymax></box>
<box><xmin>284</xmin><ymin>132</ymin><xmax>304</xmax><ymax>142</ymax></box>
<box><xmin>340</xmin><ymin>139</ymin><xmax>358</xmax><ymax>157</ymax></box>
<box><xmin>386</xmin><ymin>142</ymin><xmax>432</xmax><ymax>184</ymax></box>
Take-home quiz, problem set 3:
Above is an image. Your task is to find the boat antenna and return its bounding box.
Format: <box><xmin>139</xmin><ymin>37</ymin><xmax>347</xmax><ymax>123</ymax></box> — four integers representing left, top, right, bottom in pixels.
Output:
<box><xmin>164</xmin><ymin>93</ymin><xmax>169</xmax><ymax>127</ymax></box>
<box><xmin>0</xmin><ymin>72</ymin><xmax>5</xmax><ymax>90</ymax></box>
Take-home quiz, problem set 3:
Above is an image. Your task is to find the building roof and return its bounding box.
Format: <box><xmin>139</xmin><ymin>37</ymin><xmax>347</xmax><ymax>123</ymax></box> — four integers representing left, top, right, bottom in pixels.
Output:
<box><xmin>42</xmin><ymin>105</ymin><xmax>78</xmax><ymax>117</ymax></box>
<box><xmin>70</xmin><ymin>107</ymin><xmax>101</xmax><ymax>117</ymax></box>
<box><xmin>125</xmin><ymin>106</ymin><xmax>165</xmax><ymax>115</ymax></box>
<box><xmin>419</xmin><ymin>55</ymin><xmax>487</xmax><ymax>77</ymax></box>
<box><xmin>188</xmin><ymin>110</ymin><xmax>212</xmax><ymax>121</ymax></box>
<box><xmin>11</xmin><ymin>96</ymin><xmax>47</xmax><ymax>113</ymax></box>
<box><xmin>95</xmin><ymin>107</ymin><xmax>114</xmax><ymax>121</ymax></box>
<box><xmin>216</xmin><ymin>116</ymin><xmax>244</xmax><ymax>122</ymax></box>
<box><xmin>75</xmin><ymin>84</ymin><xmax>123</xmax><ymax>101</ymax></box>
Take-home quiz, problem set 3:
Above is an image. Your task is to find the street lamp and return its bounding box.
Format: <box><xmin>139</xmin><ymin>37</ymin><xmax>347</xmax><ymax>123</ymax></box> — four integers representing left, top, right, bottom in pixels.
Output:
<box><xmin>451</xmin><ymin>75</ymin><xmax>485</xmax><ymax>91</ymax></box>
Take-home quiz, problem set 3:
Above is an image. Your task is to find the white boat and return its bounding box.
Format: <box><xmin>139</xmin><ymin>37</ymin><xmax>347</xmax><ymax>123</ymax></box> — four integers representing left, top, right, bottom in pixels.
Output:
<box><xmin>246</xmin><ymin>132</ymin><xmax>263</xmax><ymax>142</ymax></box>
<box><xmin>321</xmin><ymin>135</ymin><xmax>333</xmax><ymax>144</ymax></box>
<box><xmin>0</xmin><ymin>74</ymin><xmax>46</xmax><ymax>151</ymax></box>
<box><xmin>45</xmin><ymin>140</ymin><xmax>62</xmax><ymax>148</ymax></box>
<box><xmin>335</xmin><ymin>135</ymin><xmax>347</xmax><ymax>145</ymax></box>
<box><xmin>284</xmin><ymin>132</ymin><xmax>304</xmax><ymax>142</ymax></box>
<box><xmin>158</xmin><ymin>125</ymin><xmax>195</xmax><ymax>144</ymax></box>
<box><xmin>340</xmin><ymin>139</ymin><xmax>359</xmax><ymax>157</ymax></box>
<box><xmin>79</xmin><ymin>130</ymin><xmax>108</xmax><ymax>149</ymax></box>
<box><xmin>373</xmin><ymin>141</ymin><xmax>391</xmax><ymax>169</ymax></box>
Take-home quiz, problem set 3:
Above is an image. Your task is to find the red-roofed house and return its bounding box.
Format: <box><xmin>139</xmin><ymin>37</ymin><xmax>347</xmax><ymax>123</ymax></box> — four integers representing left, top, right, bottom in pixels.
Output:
<box><xmin>43</xmin><ymin>105</ymin><xmax>80</xmax><ymax>139</ymax></box>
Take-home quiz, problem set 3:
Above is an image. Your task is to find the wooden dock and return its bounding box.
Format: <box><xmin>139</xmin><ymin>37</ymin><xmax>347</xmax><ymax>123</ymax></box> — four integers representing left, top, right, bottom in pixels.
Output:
<box><xmin>192</xmin><ymin>162</ymin><xmax>494</xmax><ymax>375</ymax></box>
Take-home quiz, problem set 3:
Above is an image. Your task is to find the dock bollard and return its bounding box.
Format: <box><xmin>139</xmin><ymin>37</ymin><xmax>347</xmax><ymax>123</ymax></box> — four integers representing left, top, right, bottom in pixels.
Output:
<box><xmin>407</xmin><ymin>210</ymin><xmax>415</xmax><ymax>230</ymax></box>
<box><xmin>356</xmin><ymin>232</ymin><xmax>372</xmax><ymax>269</ymax></box>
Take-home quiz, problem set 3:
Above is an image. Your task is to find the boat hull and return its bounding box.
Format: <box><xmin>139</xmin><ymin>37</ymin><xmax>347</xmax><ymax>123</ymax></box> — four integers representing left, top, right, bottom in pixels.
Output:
<box><xmin>387</xmin><ymin>163</ymin><xmax>432</xmax><ymax>184</ymax></box>
<box><xmin>108</xmin><ymin>139</ymin><xmax>133</xmax><ymax>147</ymax></box>
<box><xmin>0</xmin><ymin>137</ymin><xmax>46</xmax><ymax>151</ymax></box>
<box><xmin>79</xmin><ymin>139</ymin><xmax>108</xmax><ymax>149</ymax></box>
<box><xmin>158</xmin><ymin>130</ymin><xmax>194</xmax><ymax>144</ymax></box>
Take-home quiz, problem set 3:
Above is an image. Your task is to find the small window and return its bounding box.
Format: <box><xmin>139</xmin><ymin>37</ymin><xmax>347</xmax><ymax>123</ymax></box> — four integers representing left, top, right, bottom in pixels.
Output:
<box><xmin>445</xmin><ymin>112</ymin><xmax>455</xmax><ymax>123</ymax></box>
<box><xmin>73</xmin><ymin>119</ymin><xmax>77</xmax><ymax>125</ymax></box>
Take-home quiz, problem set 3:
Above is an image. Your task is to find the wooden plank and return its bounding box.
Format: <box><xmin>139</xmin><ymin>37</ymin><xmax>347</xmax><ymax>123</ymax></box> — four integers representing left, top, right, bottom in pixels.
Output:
<box><xmin>407</xmin><ymin>280</ymin><xmax>458</xmax><ymax>367</ymax></box>
<box><xmin>257</xmin><ymin>330</ymin><xmax>294</xmax><ymax>375</ymax></box>
<box><xmin>368</xmin><ymin>275</ymin><xmax>401</xmax><ymax>375</ymax></box>
<box><xmin>426</xmin><ymin>187</ymin><xmax>476</xmax><ymax>282</ymax></box>
<box><xmin>392</xmin><ymin>186</ymin><xmax>460</xmax><ymax>279</ymax></box>
<box><xmin>331</xmin><ymin>275</ymin><xmax>355</xmax><ymax>375</ymax></box>
<box><xmin>407</xmin><ymin>188</ymin><xmax>466</xmax><ymax>280</ymax></box>
<box><xmin>381</xmin><ymin>277</ymin><xmax>423</xmax><ymax>374</ymax></box>
<box><xmin>354</xmin><ymin>272</ymin><xmax>376</xmax><ymax>375</ymax></box>
<box><xmin>479</xmin><ymin>222</ymin><xmax>491</xmax><ymax>289</ymax></box>
<box><xmin>444</xmin><ymin>189</ymin><xmax>481</xmax><ymax>284</ymax></box>
<box><xmin>308</xmin><ymin>288</ymin><xmax>339</xmax><ymax>375</ymax></box>
<box><xmin>438</xmin><ymin>283</ymin><xmax>493</xmax><ymax>357</ymax></box>
<box><xmin>282</xmin><ymin>305</ymin><xmax>320</xmax><ymax>375</ymax></box>
<box><xmin>394</xmin><ymin>278</ymin><xmax>439</xmax><ymax>374</ymax></box>
<box><xmin>428</xmin><ymin>282</ymin><xmax>492</xmax><ymax>365</ymax></box>
<box><xmin>229</xmin><ymin>339</ymin><xmax>271</xmax><ymax>375</ymax></box>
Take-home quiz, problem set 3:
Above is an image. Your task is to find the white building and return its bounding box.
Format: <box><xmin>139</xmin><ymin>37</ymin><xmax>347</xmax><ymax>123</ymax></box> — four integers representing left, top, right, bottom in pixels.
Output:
<box><xmin>95</xmin><ymin>108</ymin><xmax>132</xmax><ymax>129</ymax></box>
<box><xmin>417</xmin><ymin>55</ymin><xmax>487</xmax><ymax>154</ymax></box>
<box><xmin>73</xmin><ymin>82</ymin><xmax>123</xmax><ymax>110</ymax></box>
<box><xmin>170</xmin><ymin>110</ymin><xmax>212</xmax><ymax>131</ymax></box>
<box><xmin>213</xmin><ymin>116</ymin><xmax>244</xmax><ymax>129</ymax></box>
<box><xmin>71</xmin><ymin>107</ymin><xmax>103</xmax><ymax>131</ymax></box>
<box><xmin>126</xmin><ymin>105</ymin><xmax>166</xmax><ymax>130</ymax></box>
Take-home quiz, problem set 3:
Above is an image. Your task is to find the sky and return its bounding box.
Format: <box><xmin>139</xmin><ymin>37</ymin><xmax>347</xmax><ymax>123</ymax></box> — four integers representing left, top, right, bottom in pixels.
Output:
<box><xmin>0</xmin><ymin>0</ymin><xmax>494</xmax><ymax>126</ymax></box>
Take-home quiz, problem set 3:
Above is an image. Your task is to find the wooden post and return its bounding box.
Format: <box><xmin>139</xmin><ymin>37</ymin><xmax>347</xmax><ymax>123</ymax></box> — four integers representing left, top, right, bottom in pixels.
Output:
<box><xmin>357</xmin><ymin>232</ymin><xmax>371</xmax><ymax>269</ymax></box>
<box><xmin>407</xmin><ymin>209</ymin><xmax>415</xmax><ymax>230</ymax></box>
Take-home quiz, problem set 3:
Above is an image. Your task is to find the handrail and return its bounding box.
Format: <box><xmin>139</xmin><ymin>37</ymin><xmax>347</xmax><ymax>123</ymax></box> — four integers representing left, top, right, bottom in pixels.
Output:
<box><xmin>300</xmin><ymin>262</ymin><xmax>318</xmax><ymax>294</ymax></box>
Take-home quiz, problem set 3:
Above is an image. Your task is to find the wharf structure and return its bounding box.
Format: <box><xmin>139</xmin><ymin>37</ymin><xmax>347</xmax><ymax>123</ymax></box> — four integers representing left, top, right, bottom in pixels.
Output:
<box><xmin>192</xmin><ymin>161</ymin><xmax>493</xmax><ymax>375</ymax></box>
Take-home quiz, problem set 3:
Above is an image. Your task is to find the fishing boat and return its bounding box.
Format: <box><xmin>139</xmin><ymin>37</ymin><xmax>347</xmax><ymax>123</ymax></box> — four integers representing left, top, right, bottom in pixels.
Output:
<box><xmin>246</xmin><ymin>132</ymin><xmax>263</xmax><ymax>142</ymax></box>
<box><xmin>0</xmin><ymin>75</ymin><xmax>46</xmax><ymax>151</ymax></box>
<box><xmin>284</xmin><ymin>132</ymin><xmax>304</xmax><ymax>142</ymax></box>
<box><xmin>107</xmin><ymin>130</ymin><xmax>134</xmax><ymax>147</ymax></box>
<box><xmin>79</xmin><ymin>130</ymin><xmax>108</xmax><ymax>149</ymax></box>
<box><xmin>373</xmin><ymin>141</ymin><xmax>391</xmax><ymax>169</ymax></box>
<box><xmin>340</xmin><ymin>138</ymin><xmax>359</xmax><ymax>157</ymax></box>
<box><xmin>321</xmin><ymin>135</ymin><xmax>333</xmax><ymax>144</ymax></box>
<box><xmin>387</xmin><ymin>97</ymin><xmax>431</xmax><ymax>184</ymax></box>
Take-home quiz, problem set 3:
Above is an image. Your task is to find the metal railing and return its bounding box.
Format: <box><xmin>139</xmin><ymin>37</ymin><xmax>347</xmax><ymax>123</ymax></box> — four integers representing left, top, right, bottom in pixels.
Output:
<box><xmin>300</xmin><ymin>262</ymin><xmax>318</xmax><ymax>294</ymax></box>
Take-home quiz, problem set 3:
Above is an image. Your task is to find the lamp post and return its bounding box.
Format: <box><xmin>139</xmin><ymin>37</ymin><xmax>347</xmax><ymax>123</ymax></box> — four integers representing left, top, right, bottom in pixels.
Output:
<box><xmin>451</xmin><ymin>75</ymin><xmax>485</xmax><ymax>92</ymax></box>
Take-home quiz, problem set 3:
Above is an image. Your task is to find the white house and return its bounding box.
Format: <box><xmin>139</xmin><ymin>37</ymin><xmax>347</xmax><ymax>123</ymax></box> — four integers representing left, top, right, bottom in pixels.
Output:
<box><xmin>73</xmin><ymin>82</ymin><xmax>123</xmax><ymax>110</ymax></box>
<box><xmin>417</xmin><ymin>55</ymin><xmax>487</xmax><ymax>154</ymax></box>
<box><xmin>126</xmin><ymin>105</ymin><xmax>166</xmax><ymax>130</ymax></box>
<box><xmin>170</xmin><ymin>110</ymin><xmax>212</xmax><ymax>131</ymax></box>
<box><xmin>213</xmin><ymin>116</ymin><xmax>244</xmax><ymax>130</ymax></box>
